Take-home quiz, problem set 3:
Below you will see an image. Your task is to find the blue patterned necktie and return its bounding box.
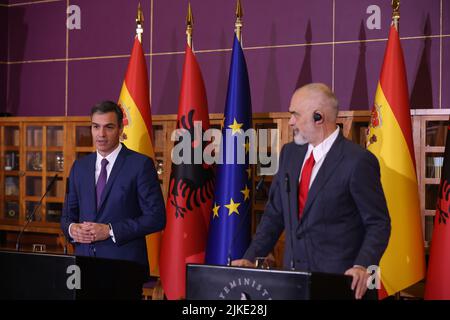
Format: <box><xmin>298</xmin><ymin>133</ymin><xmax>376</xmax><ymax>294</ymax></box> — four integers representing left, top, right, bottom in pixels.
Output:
<box><xmin>96</xmin><ymin>158</ymin><xmax>109</xmax><ymax>208</ymax></box>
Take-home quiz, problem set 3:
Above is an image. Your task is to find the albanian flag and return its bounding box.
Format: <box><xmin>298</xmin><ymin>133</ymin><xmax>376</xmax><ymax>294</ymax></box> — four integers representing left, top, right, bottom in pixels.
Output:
<box><xmin>159</xmin><ymin>44</ymin><xmax>215</xmax><ymax>300</ymax></box>
<box><xmin>425</xmin><ymin>122</ymin><xmax>450</xmax><ymax>299</ymax></box>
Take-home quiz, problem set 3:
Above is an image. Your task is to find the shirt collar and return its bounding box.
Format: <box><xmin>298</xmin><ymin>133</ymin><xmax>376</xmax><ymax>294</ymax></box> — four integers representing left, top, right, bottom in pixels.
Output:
<box><xmin>96</xmin><ymin>143</ymin><xmax>122</xmax><ymax>164</ymax></box>
<box><xmin>307</xmin><ymin>126</ymin><xmax>340</xmax><ymax>162</ymax></box>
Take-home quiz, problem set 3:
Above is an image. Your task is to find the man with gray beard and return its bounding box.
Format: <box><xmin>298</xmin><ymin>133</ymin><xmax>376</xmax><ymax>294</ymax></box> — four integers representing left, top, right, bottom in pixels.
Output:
<box><xmin>233</xmin><ymin>83</ymin><xmax>391</xmax><ymax>300</ymax></box>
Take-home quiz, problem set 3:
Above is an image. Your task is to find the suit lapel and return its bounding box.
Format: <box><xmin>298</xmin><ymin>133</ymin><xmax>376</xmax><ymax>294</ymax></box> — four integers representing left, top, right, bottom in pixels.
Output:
<box><xmin>97</xmin><ymin>145</ymin><xmax>128</xmax><ymax>212</ymax></box>
<box><xmin>84</xmin><ymin>153</ymin><xmax>97</xmax><ymax>221</ymax></box>
<box><xmin>300</xmin><ymin>134</ymin><xmax>345</xmax><ymax>220</ymax></box>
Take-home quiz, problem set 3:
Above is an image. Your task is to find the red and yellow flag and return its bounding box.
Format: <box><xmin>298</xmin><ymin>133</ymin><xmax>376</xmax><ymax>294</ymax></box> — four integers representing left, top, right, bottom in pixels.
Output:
<box><xmin>424</xmin><ymin>123</ymin><xmax>450</xmax><ymax>299</ymax></box>
<box><xmin>159</xmin><ymin>44</ymin><xmax>214</xmax><ymax>300</ymax></box>
<box><xmin>118</xmin><ymin>37</ymin><xmax>161</xmax><ymax>275</ymax></box>
<box><xmin>366</xmin><ymin>25</ymin><xmax>425</xmax><ymax>297</ymax></box>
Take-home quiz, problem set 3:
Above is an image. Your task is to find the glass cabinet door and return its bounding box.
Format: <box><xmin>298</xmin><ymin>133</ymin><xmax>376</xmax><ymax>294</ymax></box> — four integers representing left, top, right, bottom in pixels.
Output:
<box><xmin>26</xmin><ymin>126</ymin><xmax>43</xmax><ymax>147</ymax></box>
<box><xmin>4</xmin><ymin>151</ymin><xmax>20</xmax><ymax>171</ymax></box>
<box><xmin>76</xmin><ymin>126</ymin><xmax>92</xmax><ymax>147</ymax></box>
<box><xmin>46</xmin><ymin>126</ymin><xmax>65</xmax><ymax>173</ymax></box>
<box><xmin>2</xmin><ymin>125</ymin><xmax>21</xmax><ymax>221</ymax></box>
<box><xmin>25</xmin><ymin>201</ymin><xmax>41</xmax><ymax>222</ymax></box>
<box><xmin>4</xmin><ymin>126</ymin><xmax>20</xmax><ymax>147</ymax></box>
<box><xmin>4</xmin><ymin>175</ymin><xmax>20</xmax><ymax>221</ymax></box>
<box><xmin>46</xmin><ymin>126</ymin><xmax>64</xmax><ymax>147</ymax></box>
<box><xmin>423</xmin><ymin>119</ymin><xmax>449</xmax><ymax>247</ymax></box>
<box><xmin>45</xmin><ymin>202</ymin><xmax>63</xmax><ymax>223</ymax></box>
<box><xmin>46</xmin><ymin>152</ymin><xmax>64</xmax><ymax>172</ymax></box>
<box><xmin>23</xmin><ymin>124</ymin><xmax>65</xmax><ymax>224</ymax></box>
<box><xmin>0</xmin><ymin>119</ymin><xmax>85</xmax><ymax>254</ymax></box>
<box><xmin>26</xmin><ymin>176</ymin><xmax>42</xmax><ymax>197</ymax></box>
<box><xmin>75</xmin><ymin>125</ymin><xmax>93</xmax><ymax>160</ymax></box>
<box><xmin>4</xmin><ymin>201</ymin><xmax>19</xmax><ymax>220</ymax></box>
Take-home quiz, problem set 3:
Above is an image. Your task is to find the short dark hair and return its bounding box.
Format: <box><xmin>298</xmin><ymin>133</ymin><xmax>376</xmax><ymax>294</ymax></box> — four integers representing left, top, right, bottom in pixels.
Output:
<box><xmin>90</xmin><ymin>101</ymin><xmax>123</xmax><ymax>127</ymax></box>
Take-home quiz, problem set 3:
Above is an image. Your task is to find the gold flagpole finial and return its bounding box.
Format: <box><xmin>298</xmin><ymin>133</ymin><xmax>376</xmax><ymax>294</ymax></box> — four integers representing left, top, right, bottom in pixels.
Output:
<box><xmin>235</xmin><ymin>0</ymin><xmax>243</xmax><ymax>42</ymax></box>
<box><xmin>186</xmin><ymin>2</ymin><xmax>193</xmax><ymax>48</ymax></box>
<box><xmin>136</xmin><ymin>2</ymin><xmax>144</xmax><ymax>42</ymax></box>
<box><xmin>392</xmin><ymin>0</ymin><xmax>400</xmax><ymax>30</ymax></box>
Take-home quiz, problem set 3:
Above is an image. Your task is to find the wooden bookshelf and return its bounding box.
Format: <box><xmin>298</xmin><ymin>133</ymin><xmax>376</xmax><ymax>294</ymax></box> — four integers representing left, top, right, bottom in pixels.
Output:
<box><xmin>1</xmin><ymin>110</ymin><xmax>448</xmax><ymax>266</ymax></box>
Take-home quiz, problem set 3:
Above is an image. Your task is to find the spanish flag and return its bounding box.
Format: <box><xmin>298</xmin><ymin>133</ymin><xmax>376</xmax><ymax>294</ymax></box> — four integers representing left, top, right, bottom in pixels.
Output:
<box><xmin>366</xmin><ymin>25</ymin><xmax>425</xmax><ymax>297</ymax></box>
<box><xmin>118</xmin><ymin>36</ymin><xmax>161</xmax><ymax>276</ymax></box>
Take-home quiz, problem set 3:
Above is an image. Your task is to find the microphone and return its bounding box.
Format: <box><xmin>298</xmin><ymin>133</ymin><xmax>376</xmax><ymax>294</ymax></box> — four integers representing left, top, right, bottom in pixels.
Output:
<box><xmin>15</xmin><ymin>174</ymin><xmax>59</xmax><ymax>252</ymax></box>
<box><xmin>227</xmin><ymin>201</ymin><xmax>251</xmax><ymax>266</ymax></box>
<box><xmin>255</xmin><ymin>175</ymin><xmax>265</xmax><ymax>193</ymax></box>
<box><xmin>284</xmin><ymin>173</ymin><xmax>290</xmax><ymax>193</ymax></box>
<box><xmin>285</xmin><ymin>173</ymin><xmax>295</xmax><ymax>270</ymax></box>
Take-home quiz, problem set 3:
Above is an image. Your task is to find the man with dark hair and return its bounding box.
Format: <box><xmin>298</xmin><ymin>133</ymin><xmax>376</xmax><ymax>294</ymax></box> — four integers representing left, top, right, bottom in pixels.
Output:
<box><xmin>61</xmin><ymin>100</ymin><xmax>165</xmax><ymax>272</ymax></box>
<box><xmin>90</xmin><ymin>100</ymin><xmax>124</xmax><ymax>126</ymax></box>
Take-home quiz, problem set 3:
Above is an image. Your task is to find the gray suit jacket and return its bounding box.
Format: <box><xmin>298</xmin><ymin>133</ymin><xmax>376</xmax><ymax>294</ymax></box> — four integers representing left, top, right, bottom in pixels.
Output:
<box><xmin>244</xmin><ymin>133</ymin><xmax>391</xmax><ymax>274</ymax></box>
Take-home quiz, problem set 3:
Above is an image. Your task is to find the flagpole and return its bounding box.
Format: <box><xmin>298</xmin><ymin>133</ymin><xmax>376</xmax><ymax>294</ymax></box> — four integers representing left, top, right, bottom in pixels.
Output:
<box><xmin>391</xmin><ymin>0</ymin><xmax>400</xmax><ymax>30</ymax></box>
<box><xmin>235</xmin><ymin>0</ymin><xmax>243</xmax><ymax>43</ymax></box>
<box><xmin>186</xmin><ymin>2</ymin><xmax>193</xmax><ymax>48</ymax></box>
<box><xmin>136</xmin><ymin>2</ymin><xmax>144</xmax><ymax>43</ymax></box>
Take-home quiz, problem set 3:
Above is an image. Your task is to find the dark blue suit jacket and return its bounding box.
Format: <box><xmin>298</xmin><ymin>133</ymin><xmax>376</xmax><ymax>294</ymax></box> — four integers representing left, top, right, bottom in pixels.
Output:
<box><xmin>244</xmin><ymin>133</ymin><xmax>391</xmax><ymax>274</ymax></box>
<box><xmin>61</xmin><ymin>144</ymin><xmax>166</xmax><ymax>268</ymax></box>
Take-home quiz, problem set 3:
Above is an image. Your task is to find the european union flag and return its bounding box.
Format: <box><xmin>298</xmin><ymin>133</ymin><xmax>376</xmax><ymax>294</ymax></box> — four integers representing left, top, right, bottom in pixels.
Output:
<box><xmin>205</xmin><ymin>35</ymin><xmax>252</xmax><ymax>265</ymax></box>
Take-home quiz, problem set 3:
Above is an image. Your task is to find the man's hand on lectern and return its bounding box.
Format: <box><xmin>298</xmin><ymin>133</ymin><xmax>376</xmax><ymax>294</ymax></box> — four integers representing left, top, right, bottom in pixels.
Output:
<box><xmin>345</xmin><ymin>266</ymin><xmax>370</xmax><ymax>300</ymax></box>
<box><xmin>231</xmin><ymin>259</ymin><xmax>254</xmax><ymax>268</ymax></box>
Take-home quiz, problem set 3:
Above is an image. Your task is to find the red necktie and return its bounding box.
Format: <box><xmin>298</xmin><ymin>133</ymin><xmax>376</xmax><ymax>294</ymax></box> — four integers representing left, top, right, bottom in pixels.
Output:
<box><xmin>298</xmin><ymin>152</ymin><xmax>315</xmax><ymax>219</ymax></box>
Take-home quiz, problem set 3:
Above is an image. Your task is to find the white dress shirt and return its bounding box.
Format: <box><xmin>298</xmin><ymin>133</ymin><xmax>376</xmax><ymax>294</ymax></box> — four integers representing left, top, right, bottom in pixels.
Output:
<box><xmin>299</xmin><ymin>127</ymin><xmax>340</xmax><ymax>187</ymax></box>
<box><xmin>95</xmin><ymin>143</ymin><xmax>122</xmax><ymax>184</ymax></box>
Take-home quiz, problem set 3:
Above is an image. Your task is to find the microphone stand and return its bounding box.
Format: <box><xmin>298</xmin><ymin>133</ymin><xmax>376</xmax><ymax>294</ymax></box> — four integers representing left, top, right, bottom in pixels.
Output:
<box><xmin>285</xmin><ymin>173</ymin><xmax>296</xmax><ymax>270</ymax></box>
<box><xmin>255</xmin><ymin>175</ymin><xmax>265</xmax><ymax>193</ymax></box>
<box><xmin>227</xmin><ymin>200</ymin><xmax>251</xmax><ymax>266</ymax></box>
<box><xmin>15</xmin><ymin>174</ymin><xmax>58</xmax><ymax>252</ymax></box>
<box><xmin>227</xmin><ymin>176</ymin><xmax>265</xmax><ymax>266</ymax></box>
